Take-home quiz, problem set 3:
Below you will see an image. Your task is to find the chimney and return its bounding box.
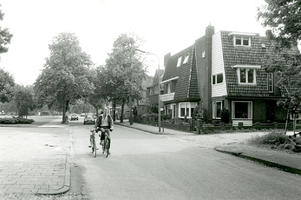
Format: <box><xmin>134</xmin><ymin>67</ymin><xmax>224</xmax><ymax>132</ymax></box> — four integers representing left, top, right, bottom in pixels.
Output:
<box><xmin>164</xmin><ymin>53</ymin><xmax>171</xmax><ymax>69</ymax></box>
<box><xmin>205</xmin><ymin>24</ymin><xmax>215</xmax><ymax>38</ymax></box>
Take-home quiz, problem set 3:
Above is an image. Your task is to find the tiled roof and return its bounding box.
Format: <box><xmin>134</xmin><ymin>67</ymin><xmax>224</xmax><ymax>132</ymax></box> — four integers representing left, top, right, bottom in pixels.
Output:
<box><xmin>221</xmin><ymin>31</ymin><xmax>273</xmax><ymax>97</ymax></box>
<box><xmin>163</xmin><ymin>45</ymin><xmax>200</xmax><ymax>102</ymax></box>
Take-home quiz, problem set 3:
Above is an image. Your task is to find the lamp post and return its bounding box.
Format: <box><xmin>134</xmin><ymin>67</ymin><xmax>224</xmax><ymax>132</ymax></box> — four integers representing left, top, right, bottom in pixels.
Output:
<box><xmin>136</xmin><ymin>49</ymin><xmax>161</xmax><ymax>132</ymax></box>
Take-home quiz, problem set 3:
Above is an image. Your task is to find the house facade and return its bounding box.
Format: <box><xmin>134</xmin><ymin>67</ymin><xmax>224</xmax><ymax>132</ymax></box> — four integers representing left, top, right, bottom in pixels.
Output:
<box><xmin>161</xmin><ymin>25</ymin><xmax>294</xmax><ymax>126</ymax></box>
<box><xmin>146</xmin><ymin>69</ymin><xmax>164</xmax><ymax>113</ymax></box>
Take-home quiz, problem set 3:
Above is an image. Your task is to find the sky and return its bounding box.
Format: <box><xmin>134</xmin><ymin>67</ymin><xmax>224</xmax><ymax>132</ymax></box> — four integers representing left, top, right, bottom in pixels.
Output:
<box><xmin>0</xmin><ymin>0</ymin><xmax>267</xmax><ymax>86</ymax></box>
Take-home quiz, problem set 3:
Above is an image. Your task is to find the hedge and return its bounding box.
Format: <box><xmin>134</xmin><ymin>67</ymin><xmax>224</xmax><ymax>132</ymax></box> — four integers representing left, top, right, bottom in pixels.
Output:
<box><xmin>0</xmin><ymin>117</ymin><xmax>35</xmax><ymax>124</ymax></box>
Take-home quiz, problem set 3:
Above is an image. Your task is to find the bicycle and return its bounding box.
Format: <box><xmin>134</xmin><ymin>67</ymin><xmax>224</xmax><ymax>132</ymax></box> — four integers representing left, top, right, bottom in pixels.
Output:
<box><xmin>89</xmin><ymin>129</ymin><xmax>97</xmax><ymax>157</ymax></box>
<box><xmin>100</xmin><ymin>128</ymin><xmax>111</xmax><ymax>158</ymax></box>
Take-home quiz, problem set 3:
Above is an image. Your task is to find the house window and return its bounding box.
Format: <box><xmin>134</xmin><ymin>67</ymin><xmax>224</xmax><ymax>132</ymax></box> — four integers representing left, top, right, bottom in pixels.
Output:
<box><xmin>234</xmin><ymin>36</ymin><xmax>251</xmax><ymax>47</ymax></box>
<box><xmin>202</xmin><ymin>51</ymin><xmax>205</xmax><ymax>58</ymax></box>
<box><xmin>212</xmin><ymin>101</ymin><xmax>222</xmax><ymax>119</ymax></box>
<box><xmin>237</xmin><ymin>68</ymin><xmax>256</xmax><ymax>84</ymax></box>
<box><xmin>267</xmin><ymin>73</ymin><xmax>273</xmax><ymax>93</ymax></box>
<box><xmin>178</xmin><ymin>102</ymin><xmax>197</xmax><ymax>118</ymax></box>
<box><xmin>183</xmin><ymin>54</ymin><xmax>189</xmax><ymax>64</ymax></box>
<box><xmin>177</xmin><ymin>57</ymin><xmax>182</xmax><ymax>67</ymax></box>
<box><xmin>212</xmin><ymin>73</ymin><xmax>223</xmax><ymax>85</ymax></box>
<box><xmin>167</xmin><ymin>82</ymin><xmax>171</xmax><ymax>93</ymax></box>
<box><xmin>232</xmin><ymin>101</ymin><xmax>252</xmax><ymax>119</ymax></box>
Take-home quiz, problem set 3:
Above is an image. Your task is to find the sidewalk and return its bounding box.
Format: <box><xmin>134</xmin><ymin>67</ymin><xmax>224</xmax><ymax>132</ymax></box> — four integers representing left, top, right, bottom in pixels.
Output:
<box><xmin>116</xmin><ymin>121</ymin><xmax>301</xmax><ymax>176</ymax></box>
<box><xmin>0</xmin><ymin>118</ymin><xmax>71</xmax><ymax>199</ymax></box>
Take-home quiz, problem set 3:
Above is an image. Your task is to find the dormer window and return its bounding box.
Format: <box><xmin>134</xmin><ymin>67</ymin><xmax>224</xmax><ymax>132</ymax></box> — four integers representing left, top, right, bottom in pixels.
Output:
<box><xmin>183</xmin><ymin>54</ymin><xmax>189</xmax><ymax>64</ymax></box>
<box><xmin>177</xmin><ymin>57</ymin><xmax>182</xmax><ymax>67</ymax></box>
<box><xmin>230</xmin><ymin>32</ymin><xmax>256</xmax><ymax>47</ymax></box>
<box><xmin>234</xmin><ymin>36</ymin><xmax>251</xmax><ymax>47</ymax></box>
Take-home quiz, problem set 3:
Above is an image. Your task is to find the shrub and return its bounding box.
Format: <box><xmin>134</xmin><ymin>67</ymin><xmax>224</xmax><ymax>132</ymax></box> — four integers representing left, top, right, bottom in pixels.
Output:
<box><xmin>248</xmin><ymin>130</ymin><xmax>301</xmax><ymax>153</ymax></box>
<box><xmin>221</xmin><ymin>109</ymin><xmax>230</xmax><ymax>123</ymax></box>
<box><xmin>0</xmin><ymin>117</ymin><xmax>34</xmax><ymax>124</ymax></box>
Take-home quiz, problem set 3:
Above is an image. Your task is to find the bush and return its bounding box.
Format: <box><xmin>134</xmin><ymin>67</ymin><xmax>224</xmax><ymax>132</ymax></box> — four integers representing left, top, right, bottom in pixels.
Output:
<box><xmin>248</xmin><ymin>130</ymin><xmax>301</xmax><ymax>153</ymax></box>
<box><xmin>0</xmin><ymin>117</ymin><xmax>34</xmax><ymax>124</ymax></box>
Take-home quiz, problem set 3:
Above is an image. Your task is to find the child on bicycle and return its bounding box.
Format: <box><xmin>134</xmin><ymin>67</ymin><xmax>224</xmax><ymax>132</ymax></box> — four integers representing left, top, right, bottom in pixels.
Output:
<box><xmin>94</xmin><ymin>107</ymin><xmax>113</xmax><ymax>154</ymax></box>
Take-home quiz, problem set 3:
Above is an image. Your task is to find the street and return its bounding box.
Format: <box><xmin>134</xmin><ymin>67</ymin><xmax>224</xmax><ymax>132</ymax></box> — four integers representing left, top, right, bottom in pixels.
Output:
<box><xmin>0</xmin><ymin>117</ymin><xmax>301</xmax><ymax>199</ymax></box>
<box><xmin>69</xmin><ymin>119</ymin><xmax>301</xmax><ymax>200</ymax></box>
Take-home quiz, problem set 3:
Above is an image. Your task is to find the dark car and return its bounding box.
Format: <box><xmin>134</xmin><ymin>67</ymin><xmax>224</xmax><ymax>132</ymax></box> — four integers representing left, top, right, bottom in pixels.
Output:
<box><xmin>84</xmin><ymin>115</ymin><xmax>95</xmax><ymax>124</ymax></box>
<box><xmin>70</xmin><ymin>114</ymin><xmax>78</xmax><ymax>121</ymax></box>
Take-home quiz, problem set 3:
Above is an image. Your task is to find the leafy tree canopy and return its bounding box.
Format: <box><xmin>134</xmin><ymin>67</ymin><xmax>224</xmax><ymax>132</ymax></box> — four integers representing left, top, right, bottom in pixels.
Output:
<box><xmin>102</xmin><ymin>33</ymin><xmax>147</xmax><ymax>103</ymax></box>
<box><xmin>258</xmin><ymin>0</ymin><xmax>301</xmax><ymax>131</ymax></box>
<box><xmin>0</xmin><ymin>5</ymin><xmax>13</xmax><ymax>54</ymax></box>
<box><xmin>14</xmin><ymin>85</ymin><xmax>35</xmax><ymax>117</ymax></box>
<box><xmin>257</xmin><ymin>0</ymin><xmax>301</xmax><ymax>48</ymax></box>
<box><xmin>34</xmin><ymin>32</ymin><xmax>94</xmax><ymax>122</ymax></box>
<box><xmin>0</xmin><ymin>68</ymin><xmax>15</xmax><ymax>103</ymax></box>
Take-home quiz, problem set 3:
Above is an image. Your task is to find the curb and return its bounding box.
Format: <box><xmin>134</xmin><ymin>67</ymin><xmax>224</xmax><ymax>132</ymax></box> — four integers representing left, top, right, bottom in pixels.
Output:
<box><xmin>214</xmin><ymin>147</ymin><xmax>301</xmax><ymax>176</ymax></box>
<box><xmin>115</xmin><ymin>123</ymin><xmax>172</xmax><ymax>135</ymax></box>
<box><xmin>36</xmin><ymin>155</ymin><xmax>71</xmax><ymax>195</ymax></box>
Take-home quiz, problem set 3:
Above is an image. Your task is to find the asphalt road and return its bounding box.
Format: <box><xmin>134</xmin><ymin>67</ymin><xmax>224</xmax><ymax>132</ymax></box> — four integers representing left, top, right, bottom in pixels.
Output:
<box><xmin>68</xmin><ymin>120</ymin><xmax>301</xmax><ymax>200</ymax></box>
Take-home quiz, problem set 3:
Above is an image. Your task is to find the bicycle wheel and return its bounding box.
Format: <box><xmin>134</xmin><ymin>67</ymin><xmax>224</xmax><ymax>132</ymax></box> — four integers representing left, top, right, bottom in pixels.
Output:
<box><xmin>90</xmin><ymin>137</ymin><xmax>94</xmax><ymax>153</ymax></box>
<box><xmin>105</xmin><ymin>137</ymin><xmax>109</xmax><ymax>158</ymax></box>
<box><xmin>93</xmin><ymin>138</ymin><xmax>97</xmax><ymax>157</ymax></box>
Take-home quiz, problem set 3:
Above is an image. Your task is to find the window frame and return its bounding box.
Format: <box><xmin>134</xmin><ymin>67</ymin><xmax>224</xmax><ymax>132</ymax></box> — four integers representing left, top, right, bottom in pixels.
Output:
<box><xmin>234</xmin><ymin>35</ymin><xmax>251</xmax><ymax>47</ymax></box>
<box><xmin>267</xmin><ymin>73</ymin><xmax>274</xmax><ymax>93</ymax></box>
<box><xmin>231</xmin><ymin>101</ymin><xmax>253</xmax><ymax>119</ymax></box>
<box><xmin>183</xmin><ymin>54</ymin><xmax>189</xmax><ymax>64</ymax></box>
<box><xmin>178</xmin><ymin>102</ymin><xmax>197</xmax><ymax>118</ymax></box>
<box><xmin>177</xmin><ymin>57</ymin><xmax>182</xmax><ymax>67</ymax></box>
<box><xmin>212</xmin><ymin>101</ymin><xmax>222</xmax><ymax>119</ymax></box>
<box><xmin>212</xmin><ymin>73</ymin><xmax>223</xmax><ymax>85</ymax></box>
<box><xmin>237</xmin><ymin>68</ymin><xmax>256</xmax><ymax>85</ymax></box>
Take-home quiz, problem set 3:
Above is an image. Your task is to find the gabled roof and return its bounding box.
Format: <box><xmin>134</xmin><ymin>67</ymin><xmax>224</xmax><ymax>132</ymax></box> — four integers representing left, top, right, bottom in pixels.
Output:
<box><xmin>146</xmin><ymin>69</ymin><xmax>164</xmax><ymax>89</ymax></box>
<box><xmin>163</xmin><ymin>45</ymin><xmax>200</xmax><ymax>102</ymax></box>
<box><xmin>221</xmin><ymin>31</ymin><xmax>274</xmax><ymax>97</ymax></box>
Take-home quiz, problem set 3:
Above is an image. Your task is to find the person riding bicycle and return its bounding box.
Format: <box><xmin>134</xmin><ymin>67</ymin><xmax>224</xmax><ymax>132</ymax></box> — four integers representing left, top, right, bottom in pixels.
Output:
<box><xmin>94</xmin><ymin>107</ymin><xmax>113</xmax><ymax>155</ymax></box>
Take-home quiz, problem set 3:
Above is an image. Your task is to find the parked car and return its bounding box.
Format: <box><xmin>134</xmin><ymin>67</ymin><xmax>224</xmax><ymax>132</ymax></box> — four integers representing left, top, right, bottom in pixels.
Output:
<box><xmin>70</xmin><ymin>114</ymin><xmax>78</xmax><ymax>121</ymax></box>
<box><xmin>80</xmin><ymin>113</ymin><xmax>86</xmax><ymax>117</ymax></box>
<box><xmin>84</xmin><ymin>115</ymin><xmax>95</xmax><ymax>124</ymax></box>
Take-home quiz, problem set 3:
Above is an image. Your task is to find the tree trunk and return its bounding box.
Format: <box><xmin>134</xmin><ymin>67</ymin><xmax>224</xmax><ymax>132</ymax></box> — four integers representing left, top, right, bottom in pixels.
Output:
<box><xmin>62</xmin><ymin>104</ymin><xmax>66</xmax><ymax>124</ymax></box>
<box><xmin>62</xmin><ymin>99</ymin><xmax>69</xmax><ymax>124</ymax></box>
<box><xmin>120</xmin><ymin>100</ymin><xmax>124</xmax><ymax>123</ymax></box>
<box><xmin>112</xmin><ymin>101</ymin><xmax>116</xmax><ymax>122</ymax></box>
<box><xmin>284</xmin><ymin>109</ymin><xmax>290</xmax><ymax>134</ymax></box>
<box><xmin>129</xmin><ymin>96</ymin><xmax>133</xmax><ymax>125</ymax></box>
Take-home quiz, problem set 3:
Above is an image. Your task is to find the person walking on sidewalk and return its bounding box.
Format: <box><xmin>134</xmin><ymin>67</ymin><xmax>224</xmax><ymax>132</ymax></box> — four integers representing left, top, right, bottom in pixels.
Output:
<box><xmin>94</xmin><ymin>107</ymin><xmax>114</xmax><ymax>155</ymax></box>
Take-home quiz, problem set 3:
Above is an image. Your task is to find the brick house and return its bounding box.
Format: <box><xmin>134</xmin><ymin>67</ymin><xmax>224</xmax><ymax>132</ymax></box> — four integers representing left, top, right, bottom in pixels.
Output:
<box><xmin>161</xmin><ymin>25</ymin><xmax>298</xmax><ymax>126</ymax></box>
<box><xmin>146</xmin><ymin>69</ymin><xmax>164</xmax><ymax>113</ymax></box>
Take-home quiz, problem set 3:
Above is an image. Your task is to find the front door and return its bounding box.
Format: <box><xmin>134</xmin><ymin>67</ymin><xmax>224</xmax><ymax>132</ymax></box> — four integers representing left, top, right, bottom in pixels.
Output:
<box><xmin>266</xmin><ymin>101</ymin><xmax>275</xmax><ymax>123</ymax></box>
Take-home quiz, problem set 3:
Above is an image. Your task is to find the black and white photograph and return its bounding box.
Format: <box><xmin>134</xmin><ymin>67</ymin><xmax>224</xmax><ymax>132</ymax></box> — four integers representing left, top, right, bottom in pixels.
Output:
<box><xmin>0</xmin><ymin>0</ymin><xmax>301</xmax><ymax>199</ymax></box>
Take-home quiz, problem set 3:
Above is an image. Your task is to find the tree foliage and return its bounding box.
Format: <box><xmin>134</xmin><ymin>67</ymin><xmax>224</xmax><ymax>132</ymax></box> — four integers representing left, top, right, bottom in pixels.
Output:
<box><xmin>34</xmin><ymin>32</ymin><xmax>94</xmax><ymax>123</ymax></box>
<box><xmin>14</xmin><ymin>85</ymin><xmax>35</xmax><ymax>117</ymax></box>
<box><xmin>100</xmin><ymin>33</ymin><xmax>147</xmax><ymax>122</ymax></box>
<box><xmin>0</xmin><ymin>5</ymin><xmax>13</xmax><ymax>54</ymax></box>
<box><xmin>257</xmin><ymin>0</ymin><xmax>301</xmax><ymax>48</ymax></box>
<box><xmin>102</xmin><ymin>33</ymin><xmax>147</xmax><ymax>103</ymax></box>
<box><xmin>258</xmin><ymin>0</ymin><xmax>301</xmax><ymax>132</ymax></box>
<box><xmin>0</xmin><ymin>68</ymin><xmax>15</xmax><ymax>103</ymax></box>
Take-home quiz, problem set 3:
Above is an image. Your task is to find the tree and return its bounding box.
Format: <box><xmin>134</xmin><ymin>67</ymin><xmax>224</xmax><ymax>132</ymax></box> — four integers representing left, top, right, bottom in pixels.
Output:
<box><xmin>0</xmin><ymin>5</ymin><xmax>13</xmax><ymax>54</ymax></box>
<box><xmin>102</xmin><ymin>33</ymin><xmax>147</xmax><ymax>123</ymax></box>
<box><xmin>14</xmin><ymin>85</ymin><xmax>35</xmax><ymax>118</ymax></box>
<box><xmin>257</xmin><ymin>0</ymin><xmax>301</xmax><ymax>48</ymax></box>
<box><xmin>0</xmin><ymin>68</ymin><xmax>15</xmax><ymax>103</ymax></box>
<box><xmin>34</xmin><ymin>33</ymin><xmax>94</xmax><ymax>123</ymax></box>
<box><xmin>258</xmin><ymin>0</ymin><xmax>301</xmax><ymax>134</ymax></box>
<box><xmin>86</xmin><ymin>67</ymin><xmax>106</xmax><ymax>117</ymax></box>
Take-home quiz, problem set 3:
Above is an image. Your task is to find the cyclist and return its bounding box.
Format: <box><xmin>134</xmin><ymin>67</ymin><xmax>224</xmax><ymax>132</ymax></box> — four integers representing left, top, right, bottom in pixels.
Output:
<box><xmin>94</xmin><ymin>107</ymin><xmax>113</xmax><ymax>155</ymax></box>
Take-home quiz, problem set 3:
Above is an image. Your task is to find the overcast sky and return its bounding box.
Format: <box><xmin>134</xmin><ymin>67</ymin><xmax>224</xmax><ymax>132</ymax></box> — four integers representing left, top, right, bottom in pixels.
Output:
<box><xmin>0</xmin><ymin>0</ymin><xmax>267</xmax><ymax>85</ymax></box>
